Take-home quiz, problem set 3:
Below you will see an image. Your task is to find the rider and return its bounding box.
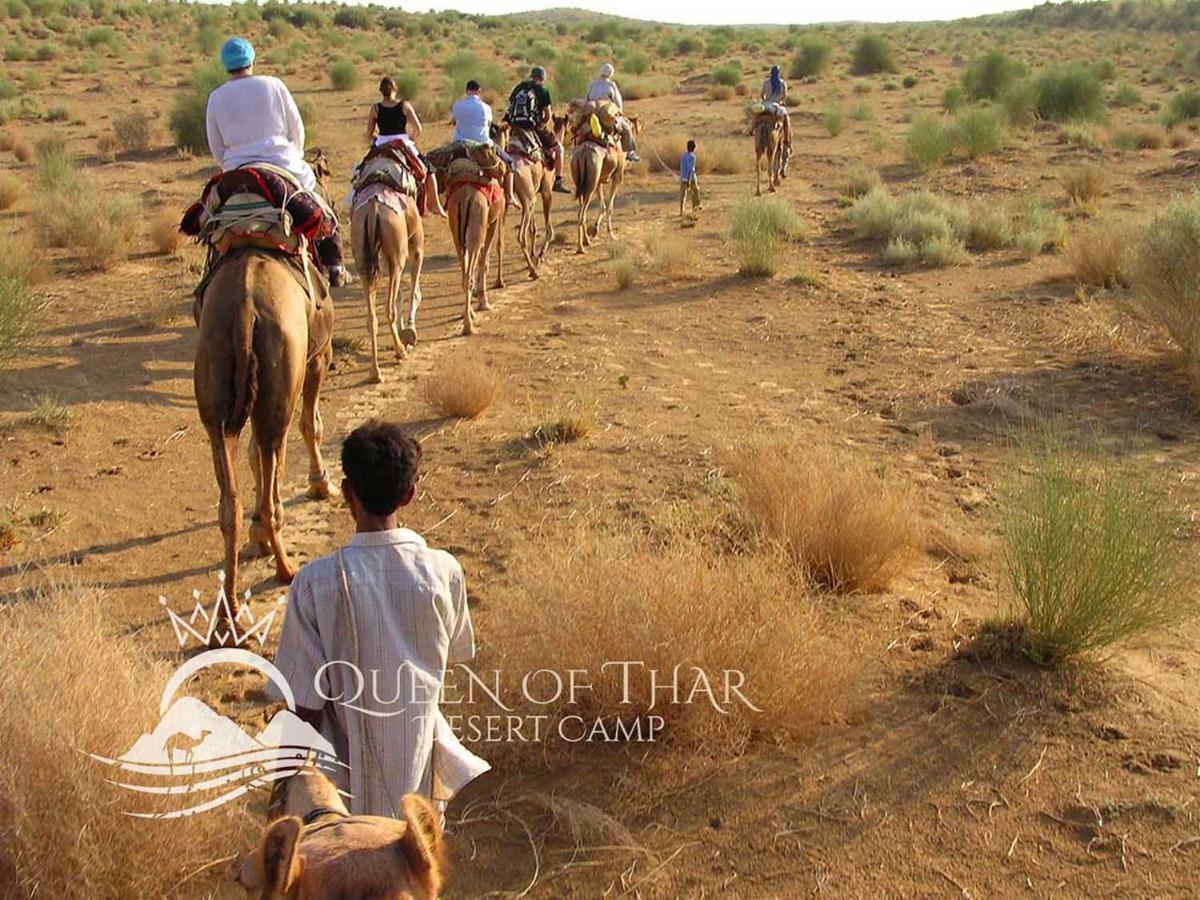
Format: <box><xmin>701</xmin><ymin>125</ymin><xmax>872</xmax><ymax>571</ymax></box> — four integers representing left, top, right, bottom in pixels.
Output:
<box><xmin>205</xmin><ymin>37</ymin><xmax>350</xmax><ymax>286</ymax></box>
<box><xmin>585</xmin><ymin>62</ymin><xmax>640</xmax><ymax>163</ymax></box>
<box><xmin>450</xmin><ymin>79</ymin><xmax>515</xmax><ymax>205</ymax></box>
<box><xmin>761</xmin><ymin>64</ymin><xmax>792</xmax><ymax>153</ymax></box>
<box><xmin>365</xmin><ymin>75</ymin><xmax>446</xmax><ymax>218</ymax></box>
<box><xmin>506</xmin><ymin>66</ymin><xmax>568</xmax><ymax>194</ymax></box>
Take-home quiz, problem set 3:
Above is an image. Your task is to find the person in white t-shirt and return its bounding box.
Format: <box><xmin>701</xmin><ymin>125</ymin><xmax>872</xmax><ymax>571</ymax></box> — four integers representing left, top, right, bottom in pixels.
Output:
<box><xmin>450</xmin><ymin>80</ymin><xmax>514</xmax><ymax>204</ymax></box>
<box><xmin>585</xmin><ymin>63</ymin><xmax>640</xmax><ymax>163</ymax></box>
<box><xmin>205</xmin><ymin>37</ymin><xmax>349</xmax><ymax>286</ymax></box>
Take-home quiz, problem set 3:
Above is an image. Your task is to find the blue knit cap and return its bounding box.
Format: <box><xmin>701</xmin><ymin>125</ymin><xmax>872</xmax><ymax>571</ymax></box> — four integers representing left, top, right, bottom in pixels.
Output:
<box><xmin>220</xmin><ymin>37</ymin><xmax>255</xmax><ymax>72</ymax></box>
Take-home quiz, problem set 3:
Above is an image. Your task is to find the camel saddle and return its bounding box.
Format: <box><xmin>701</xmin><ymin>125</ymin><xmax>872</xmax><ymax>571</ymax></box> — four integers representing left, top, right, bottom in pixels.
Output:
<box><xmin>505</xmin><ymin>125</ymin><xmax>551</xmax><ymax>166</ymax></box>
<box><xmin>426</xmin><ymin>141</ymin><xmax>505</xmax><ymax>186</ymax></box>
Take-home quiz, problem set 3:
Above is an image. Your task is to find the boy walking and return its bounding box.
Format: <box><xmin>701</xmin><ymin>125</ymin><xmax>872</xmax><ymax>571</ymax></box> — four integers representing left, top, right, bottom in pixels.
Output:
<box><xmin>679</xmin><ymin>140</ymin><xmax>701</xmax><ymax>218</ymax></box>
<box><xmin>273</xmin><ymin>420</ymin><xmax>488</xmax><ymax>817</ymax></box>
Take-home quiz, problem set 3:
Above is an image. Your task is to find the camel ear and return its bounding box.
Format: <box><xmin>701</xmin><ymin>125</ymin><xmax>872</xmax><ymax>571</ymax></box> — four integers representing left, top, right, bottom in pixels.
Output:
<box><xmin>260</xmin><ymin>816</ymin><xmax>304</xmax><ymax>895</ymax></box>
<box><xmin>398</xmin><ymin>794</ymin><xmax>444</xmax><ymax>892</ymax></box>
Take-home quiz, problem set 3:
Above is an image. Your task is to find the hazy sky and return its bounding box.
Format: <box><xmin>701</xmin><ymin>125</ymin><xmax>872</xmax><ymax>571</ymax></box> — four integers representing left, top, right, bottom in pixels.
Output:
<box><xmin>405</xmin><ymin>0</ymin><xmax>1061</xmax><ymax>26</ymax></box>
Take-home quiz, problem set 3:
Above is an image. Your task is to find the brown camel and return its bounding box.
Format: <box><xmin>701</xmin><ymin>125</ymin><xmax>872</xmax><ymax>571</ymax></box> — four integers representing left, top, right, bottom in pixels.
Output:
<box><xmin>571</xmin><ymin>141</ymin><xmax>626</xmax><ymax>254</ymax></box>
<box><xmin>194</xmin><ymin>250</ymin><xmax>333</xmax><ymax>613</ymax></box>
<box><xmin>237</xmin><ymin>769</ymin><xmax>445</xmax><ymax>899</ymax></box>
<box><xmin>754</xmin><ymin>115</ymin><xmax>784</xmax><ymax>196</ymax></box>
<box><xmin>351</xmin><ymin>196</ymin><xmax>425</xmax><ymax>383</ymax></box>
<box><xmin>164</xmin><ymin>729</ymin><xmax>210</xmax><ymax>772</ymax></box>
<box><xmin>493</xmin><ymin>120</ymin><xmax>564</xmax><ymax>280</ymax></box>
<box><xmin>446</xmin><ymin>178</ymin><xmax>505</xmax><ymax>336</ymax></box>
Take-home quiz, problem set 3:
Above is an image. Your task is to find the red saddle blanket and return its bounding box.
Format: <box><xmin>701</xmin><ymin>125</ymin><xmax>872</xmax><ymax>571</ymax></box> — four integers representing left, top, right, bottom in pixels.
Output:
<box><xmin>179</xmin><ymin>167</ymin><xmax>332</xmax><ymax>244</ymax></box>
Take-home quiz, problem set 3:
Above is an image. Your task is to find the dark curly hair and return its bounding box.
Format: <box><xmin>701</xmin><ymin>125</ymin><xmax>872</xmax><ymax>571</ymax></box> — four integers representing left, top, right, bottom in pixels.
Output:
<box><xmin>341</xmin><ymin>420</ymin><xmax>422</xmax><ymax>516</ymax></box>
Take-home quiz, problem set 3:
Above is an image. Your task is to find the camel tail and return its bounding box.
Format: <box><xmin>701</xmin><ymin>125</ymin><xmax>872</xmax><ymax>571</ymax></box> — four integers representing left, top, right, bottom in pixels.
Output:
<box><xmin>454</xmin><ymin>191</ymin><xmax>471</xmax><ymax>254</ymax></box>
<box><xmin>357</xmin><ymin>202</ymin><xmax>382</xmax><ymax>287</ymax></box>
<box><xmin>225</xmin><ymin>298</ymin><xmax>257</xmax><ymax>433</ymax></box>
<box><xmin>574</xmin><ymin>150</ymin><xmax>596</xmax><ymax>201</ymax></box>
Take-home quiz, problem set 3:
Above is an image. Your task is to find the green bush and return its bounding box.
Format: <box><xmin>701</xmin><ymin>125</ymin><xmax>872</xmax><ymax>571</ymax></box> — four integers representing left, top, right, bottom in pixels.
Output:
<box><xmin>168</xmin><ymin>61</ymin><xmax>226</xmax><ymax>154</ymax></box>
<box><xmin>1035</xmin><ymin>64</ymin><xmax>1105</xmax><ymax>122</ymax></box>
<box><xmin>823</xmin><ymin>105</ymin><xmax>845</xmax><ymax>136</ymax></box>
<box><xmin>441</xmin><ymin>49</ymin><xmax>506</xmax><ymax>105</ymax></box>
<box><xmin>942</xmin><ymin>85</ymin><xmax>964</xmax><ymax>112</ymax></box>
<box><xmin>955</xmin><ymin>105</ymin><xmax>1009</xmax><ymax>158</ymax></box>
<box><xmin>393</xmin><ymin>68</ymin><xmax>423</xmax><ymax>100</ymax></box>
<box><xmin>1112</xmin><ymin>82</ymin><xmax>1141</xmax><ymax>107</ymax></box>
<box><xmin>906</xmin><ymin>115</ymin><xmax>955</xmax><ymax>168</ymax></box>
<box><xmin>999</xmin><ymin>78</ymin><xmax>1039</xmax><ymax>126</ymax></box>
<box><xmin>332</xmin><ymin>6</ymin><xmax>372</xmax><ymax>28</ymax></box>
<box><xmin>1092</xmin><ymin>58</ymin><xmax>1117</xmax><ymax>82</ymax></box>
<box><xmin>963</xmin><ymin>50</ymin><xmax>1027</xmax><ymax>101</ymax></box>
<box><xmin>623</xmin><ymin>50</ymin><xmax>649</xmax><ymax>75</ymax></box>
<box><xmin>674</xmin><ymin>35</ymin><xmax>703</xmax><ymax>56</ymax></box>
<box><xmin>902</xmin><ymin>74</ymin><xmax>918</xmax><ymax>89</ymax></box>
<box><xmin>851</xmin><ymin>33</ymin><xmax>895</xmax><ymax>75</ymax></box>
<box><xmin>995</xmin><ymin>439</ymin><xmax>1187</xmax><ymax>665</ymax></box>
<box><xmin>328</xmin><ymin>57</ymin><xmax>359</xmax><ymax>91</ymax></box>
<box><xmin>550</xmin><ymin>55</ymin><xmax>589</xmax><ymax>104</ymax></box>
<box><xmin>0</xmin><ymin>270</ymin><xmax>36</xmax><ymax>364</ymax></box>
<box><xmin>712</xmin><ymin>61</ymin><xmax>741</xmax><ymax>86</ymax></box>
<box><xmin>730</xmin><ymin>197</ymin><xmax>806</xmax><ymax>277</ymax></box>
<box><xmin>1133</xmin><ymin>192</ymin><xmax>1200</xmax><ymax>370</ymax></box>
<box><xmin>0</xmin><ymin>79</ymin><xmax>18</xmax><ymax>101</ymax></box>
<box><xmin>34</xmin><ymin>138</ymin><xmax>77</xmax><ymax>190</ymax></box>
<box><xmin>1166</xmin><ymin>89</ymin><xmax>1200</xmax><ymax>126</ymax></box>
<box><xmin>790</xmin><ymin>37</ymin><xmax>831</xmax><ymax>79</ymax></box>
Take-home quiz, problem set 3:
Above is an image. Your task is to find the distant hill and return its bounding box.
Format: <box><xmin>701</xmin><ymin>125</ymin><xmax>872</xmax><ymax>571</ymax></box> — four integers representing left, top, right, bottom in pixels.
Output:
<box><xmin>986</xmin><ymin>0</ymin><xmax>1200</xmax><ymax>31</ymax></box>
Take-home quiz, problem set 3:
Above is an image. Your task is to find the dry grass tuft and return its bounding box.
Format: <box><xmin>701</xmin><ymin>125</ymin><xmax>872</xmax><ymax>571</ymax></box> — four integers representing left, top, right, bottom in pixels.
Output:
<box><xmin>532</xmin><ymin>399</ymin><xmax>594</xmax><ymax>444</ymax></box>
<box><xmin>12</xmin><ymin>140</ymin><xmax>31</xmax><ymax>162</ymax></box>
<box><xmin>423</xmin><ymin>355</ymin><xmax>500</xmax><ymax>419</ymax></box>
<box><xmin>26</xmin><ymin>393</ymin><xmax>76</xmax><ymax>432</ymax></box>
<box><xmin>0</xmin><ymin>173</ymin><xmax>19</xmax><ymax>210</ymax></box>
<box><xmin>148</xmin><ymin>208</ymin><xmax>184</xmax><ymax>255</ymax></box>
<box><xmin>0</xmin><ymin>581</ymin><xmax>247</xmax><ymax>897</ymax></box>
<box><xmin>729</xmin><ymin>440</ymin><xmax>921</xmax><ymax>593</ymax></box>
<box><xmin>1061</xmin><ymin>164</ymin><xmax>1106</xmax><ymax>211</ymax></box>
<box><xmin>478</xmin><ymin>528</ymin><xmax>862</xmax><ymax>761</ymax></box>
<box><xmin>646</xmin><ymin>134</ymin><xmax>747</xmax><ymax>175</ymax></box>
<box><xmin>1067</xmin><ymin>224</ymin><xmax>1129</xmax><ymax>288</ymax></box>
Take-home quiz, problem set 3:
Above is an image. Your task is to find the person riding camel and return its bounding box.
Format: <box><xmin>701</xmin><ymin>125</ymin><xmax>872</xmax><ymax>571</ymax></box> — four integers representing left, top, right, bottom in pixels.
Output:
<box><xmin>366</xmin><ymin>76</ymin><xmax>446</xmax><ymax>218</ymax></box>
<box><xmin>586</xmin><ymin>62</ymin><xmax>640</xmax><ymax>163</ymax></box>
<box><xmin>507</xmin><ymin>66</ymin><xmax>568</xmax><ymax>194</ymax></box>
<box><xmin>205</xmin><ymin>37</ymin><xmax>350</xmax><ymax>286</ymax></box>
<box><xmin>450</xmin><ymin>80</ymin><xmax>515</xmax><ymax>206</ymax></box>
<box><xmin>761</xmin><ymin>64</ymin><xmax>793</xmax><ymax>152</ymax></box>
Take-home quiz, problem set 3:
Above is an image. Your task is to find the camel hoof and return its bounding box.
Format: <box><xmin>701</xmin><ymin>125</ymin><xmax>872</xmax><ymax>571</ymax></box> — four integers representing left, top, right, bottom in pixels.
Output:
<box><xmin>242</xmin><ymin>539</ymin><xmax>269</xmax><ymax>560</ymax></box>
<box><xmin>462</xmin><ymin>321</ymin><xmax>475</xmax><ymax>336</ymax></box>
<box><xmin>477</xmin><ymin>299</ymin><xmax>493</xmax><ymax>312</ymax></box>
<box><xmin>369</xmin><ymin>369</ymin><xmax>383</xmax><ymax>385</ymax></box>
<box><xmin>529</xmin><ymin>270</ymin><xmax>540</xmax><ymax>281</ymax></box>
<box><xmin>400</xmin><ymin>326</ymin><xmax>417</xmax><ymax>348</ymax></box>
<box><xmin>275</xmin><ymin>562</ymin><xmax>297</xmax><ymax>584</ymax></box>
<box><xmin>306</xmin><ymin>479</ymin><xmax>331</xmax><ymax>501</ymax></box>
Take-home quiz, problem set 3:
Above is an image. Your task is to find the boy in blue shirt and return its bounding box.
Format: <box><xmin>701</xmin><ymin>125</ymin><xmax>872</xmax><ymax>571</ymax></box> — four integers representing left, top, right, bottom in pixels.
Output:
<box><xmin>679</xmin><ymin>139</ymin><xmax>701</xmax><ymax>219</ymax></box>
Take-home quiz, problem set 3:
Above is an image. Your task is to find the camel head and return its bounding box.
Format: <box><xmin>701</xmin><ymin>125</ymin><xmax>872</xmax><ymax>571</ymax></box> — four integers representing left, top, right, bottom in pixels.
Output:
<box><xmin>489</xmin><ymin>121</ymin><xmax>509</xmax><ymax>146</ymax></box>
<box><xmin>626</xmin><ymin>114</ymin><xmax>642</xmax><ymax>136</ymax></box>
<box><xmin>237</xmin><ymin>770</ymin><xmax>445</xmax><ymax>900</ymax></box>
<box><xmin>551</xmin><ymin>114</ymin><xmax>570</xmax><ymax>143</ymax></box>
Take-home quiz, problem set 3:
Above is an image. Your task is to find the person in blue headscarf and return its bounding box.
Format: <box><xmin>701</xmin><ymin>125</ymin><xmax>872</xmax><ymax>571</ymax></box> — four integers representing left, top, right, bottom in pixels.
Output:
<box><xmin>760</xmin><ymin>64</ymin><xmax>792</xmax><ymax>156</ymax></box>
<box><xmin>206</xmin><ymin>37</ymin><xmax>350</xmax><ymax>285</ymax></box>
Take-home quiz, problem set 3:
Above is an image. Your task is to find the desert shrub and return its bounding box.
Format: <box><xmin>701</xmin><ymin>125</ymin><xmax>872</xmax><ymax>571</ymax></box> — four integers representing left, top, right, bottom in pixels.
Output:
<box><xmin>841</xmin><ymin>165</ymin><xmax>881</xmax><ymax>200</ymax></box>
<box><xmin>847</xmin><ymin>102</ymin><xmax>872</xmax><ymax>122</ymax></box>
<box><xmin>623</xmin><ymin>49</ymin><xmax>649</xmax><ymax>75</ymax></box>
<box><xmin>790</xmin><ymin>37</ymin><xmax>831</xmax><ymax>79</ymax></box>
<box><xmin>712</xmin><ymin>61</ymin><xmax>741</xmax><ymax>86</ymax></box>
<box><xmin>731</xmin><ymin>440</ymin><xmax>919</xmax><ymax>592</ymax></box>
<box><xmin>532</xmin><ymin>397</ymin><xmax>594</xmax><ymax>444</ymax></box>
<box><xmin>707</xmin><ymin>83</ymin><xmax>734</xmax><ymax>101</ymax></box>
<box><xmin>12</xmin><ymin>139</ymin><xmax>31</xmax><ymax>162</ymax></box>
<box><xmin>441</xmin><ymin>49</ymin><xmax>506</xmax><ymax>105</ymax></box>
<box><xmin>955</xmin><ymin>105</ymin><xmax>1009</xmax><ymax>158</ymax></box>
<box><xmin>963</xmin><ymin>202</ymin><xmax>1013</xmax><ymax>250</ymax></box>
<box><xmin>327</xmin><ymin>57</ymin><xmax>359</xmax><ymax>91</ymax></box>
<box><xmin>423</xmin><ymin>355</ymin><xmax>500</xmax><ymax>419</ymax></box>
<box><xmin>847</xmin><ymin>186</ymin><xmax>900</xmax><ymax>240</ymax></box>
<box><xmin>906</xmin><ymin>115</ymin><xmax>956</xmax><ymax>168</ymax></box>
<box><xmin>1133</xmin><ymin>192</ymin><xmax>1200</xmax><ymax>371</ymax></box>
<box><xmin>481</xmin><ymin>528</ymin><xmax>860</xmax><ymax>759</ymax></box>
<box><xmin>1068</xmin><ymin>224</ymin><xmax>1129</xmax><ymax>288</ymax></box>
<box><xmin>1061</xmin><ymin>164</ymin><xmax>1106</xmax><ymax>209</ymax></box>
<box><xmin>33</xmin><ymin>138</ymin><xmax>76</xmax><ymax>190</ymax></box>
<box><xmin>823</xmin><ymin>105</ymin><xmax>846</xmax><ymax>136</ymax></box>
<box><xmin>674</xmin><ymin>35</ymin><xmax>703</xmax><ymax>56</ymax></box>
<box><xmin>1112</xmin><ymin>126</ymin><xmax>1165</xmax><ymax>151</ymax></box>
<box><xmin>1014</xmin><ymin>200</ymin><xmax>1068</xmax><ymax>254</ymax></box>
<box><xmin>1035</xmin><ymin>64</ymin><xmax>1105</xmax><ymax>122</ymax></box>
<box><xmin>1092</xmin><ymin>58</ymin><xmax>1117</xmax><ymax>82</ymax></box>
<box><xmin>902</xmin><ymin>74</ymin><xmax>918</xmax><ymax>88</ymax></box>
<box><xmin>112</xmin><ymin>110</ymin><xmax>152</xmax><ymax>153</ymax></box>
<box><xmin>942</xmin><ymin>84</ymin><xmax>964</xmax><ymax>113</ymax></box>
<box><xmin>994</xmin><ymin>442</ymin><xmax>1188</xmax><ymax>664</ymax></box>
<box><xmin>35</xmin><ymin>188</ymin><xmax>135</xmax><ymax>270</ymax></box>
<box><xmin>999</xmin><ymin>78</ymin><xmax>1039</xmax><ymax>126</ymax></box>
<box><xmin>393</xmin><ymin>68</ymin><xmax>423</xmax><ymax>100</ymax></box>
<box><xmin>550</xmin><ymin>54</ymin><xmax>589</xmax><ymax>105</ymax></box>
<box><xmin>1112</xmin><ymin>82</ymin><xmax>1141</xmax><ymax>107</ymax></box>
<box><xmin>1165</xmin><ymin>88</ymin><xmax>1200</xmax><ymax>126</ymax></box>
<box><xmin>0</xmin><ymin>582</ymin><xmax>245</xmax><ymax>895</ymax></box>
<box><xmin>850</xmin><ymin>32</ymin><xmax>895</xmax><ymax>75</ymax></box>
<box><xmin>332</xmin><ymin>6</ymin><xmax>372</xmax><ymax>28</ymax></box>
<box><xmin>963</xmin><ymin>50</ymin><xmax>1027</xmax><ymax>101</ymax></box>
<box><xmin>622</xmin><ymin>75</ymin><xmax>672</xmax><ymax>100</ymax></box>
<box><xmin>148</xmin><ymin>208</ymin><xmax>184</xmax><ymax>255</ymax></box>
<box><xmin>730</xmin><ymin>197</ymin><xmax>806</xmax><ymax>277</ymax></box>
<box><xmin>0</xmin><ymin>78</ymin><xmax>18</xmax><ymax>101</ymax></box>
<box><xmin>0</xmin><ymin>268</ymin><xmax>36</xmax><ymax>362</ymax></box>
<box><xmin>0</xmin><ymin>172</ymin><xmax>19</xmax><ymax>210</ymax></box>
<box><xmin>195</xmin><ymin>22</ymin><xmax>219</xmax><ymax>54</ymax></box>
<box><xmin>607</xmin><ymin>246</ymin><xmax>635</xmax><ymax>290</ymax></box>
<box><xmin>919</xmin><ymin>234</ymin><xmax>968</xmax><ymax>267</ymax></box>
<box><xmin>168</xmin><ymin>61</ymin><xmax>225</xmax><ymax>154</ymax></box>
<box><xmin>882</xmin><ymin>236</ymin><xmax>918</xmax><ymax>267</ymax></box>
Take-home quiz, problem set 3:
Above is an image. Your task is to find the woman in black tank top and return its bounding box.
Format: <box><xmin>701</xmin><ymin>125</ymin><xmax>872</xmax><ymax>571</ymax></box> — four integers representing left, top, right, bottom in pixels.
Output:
<box><xmin>363</xmin><ymin>76</ymin><xmax>447</xmax><ymax>218</ymax></box>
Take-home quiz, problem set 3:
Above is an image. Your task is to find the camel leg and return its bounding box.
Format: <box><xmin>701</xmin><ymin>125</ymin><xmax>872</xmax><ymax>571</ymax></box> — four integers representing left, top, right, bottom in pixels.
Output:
<box><xmin>364</xmin><ymin>277</ymin><xmax>382</xmax><ymax>384</ymax></box>
<box><xmin>755</xmin><ymin>155</ymin><xmax>762</xmax><ymax>197</ymax></box>
<box><xmin>593</xmin><ymin>182</ymin><xmax>607</xmax><ymax>241</ymax></box>
<box><xmin>385</xmin><ymin>237</ymin><xmax>407</xmax><ymax>362</ymax></box>
<box><xmin>492</xmin><ymin>198</ymin><xmax>506</xmax><ymax>290</ymax></box>
<box><xmin>300</xmin><ymin>352</ymin><xmax>331</xmax><ymax>500</ymax></box>
<box><xmin>461</xmin><ymin>247</ymin><xmax>476</xmax><ymax>336</ymax></box>
<box><xmin>576</xmin><ymin>195</ymin><xmax>588</xmax><ymax>254</ymax></box>
<box><xmin>519</xmin><ymin>207</ymin><xmax>537</xmax><ymax>278</ymax></box>
<box><xmin>401</xmin><ymin>213</ymin><xmax>423</xmax><ymax>347</ymax></box>
<box><xmin>605</xmin><ymin>180</ymin><xmax>619</xmax><ymax>239</ymax></box>
<box><xmin>538</xmin><ymin>185</ymin><xmax>553</xmax><ymax>264</ymax></box>
<box><xmin>244</xmin><ymin>429</ymin><xmax>270</xmax><ymax>559</ymax></box>
<box><xmin>208</xmin><ymin>430</ymin><xmax>243</xmax><ymax>616</ymax></box>
<box><xmin>478</xmin><ymin>216</ymin><xmax>500</xmax><ymax>312</ymax></box>
<box><xmin>255</xmin><ymin>435</ymin><xmax>296</xmax><ymax>585</ymax></box>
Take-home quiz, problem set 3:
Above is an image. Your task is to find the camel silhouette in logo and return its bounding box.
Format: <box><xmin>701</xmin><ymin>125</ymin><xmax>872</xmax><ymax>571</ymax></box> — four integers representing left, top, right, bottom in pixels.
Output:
<box><xmin>164</xmin><ymin>729</ymin><xmax>211</xmax><ymax>775</ymax></box>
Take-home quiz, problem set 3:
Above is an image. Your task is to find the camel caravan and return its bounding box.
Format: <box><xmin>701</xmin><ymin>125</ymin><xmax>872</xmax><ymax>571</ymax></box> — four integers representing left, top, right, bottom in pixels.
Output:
<box><xmin>182</xmin><ymin>35</ymin><xmax>793</xmax><ymax>897</ymax></box>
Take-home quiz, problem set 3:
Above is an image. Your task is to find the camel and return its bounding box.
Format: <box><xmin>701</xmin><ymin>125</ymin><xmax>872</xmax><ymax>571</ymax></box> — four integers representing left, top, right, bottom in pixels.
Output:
<box><xmin>492</xmin><ymin>119</ymin><xmax>565</xmax><ymax>280</ymax></box>
<box><xmin>351</xmin><ymin>195</ymin><xmax>424</xmax><ymax>383</ymax></box>
<box><xmin>446</xmin><ymin>175</ymin><xmax>505</xmax><ymax>336</ymax></box>
<box><xmin>571</xmin><ymin>141</ymin><xmax>626</xmax><ymax>254</ymax></box>
<box><xmin>237</xmin><ymin>769</ymin><xmax>445</xmax><ymax>900</ymax></box>
<box><xmin>194</xmin><ymin>249</ymin><xmax>334</xmax><ymax>614</ymax></box>
<box><xmin>164</xmin><ymin>729</ymin><xmax>210</xmax><ymax>772</ymax></box>
<box><xmin>753</xmin><ymin>115</ymin><xmax>785</xmax><ymax>196</ymax></box>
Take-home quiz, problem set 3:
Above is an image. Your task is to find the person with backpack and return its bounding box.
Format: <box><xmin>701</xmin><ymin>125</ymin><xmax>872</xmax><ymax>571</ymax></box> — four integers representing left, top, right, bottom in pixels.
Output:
<box><xmin>506</xmin><ymin>66</ymin><xmax>568</xmax><ymax>194</ymax></box>
<box><xmin>586</xmin><ymin>62</ymin><xmax>640</xmax><ymax>163</ymax></box>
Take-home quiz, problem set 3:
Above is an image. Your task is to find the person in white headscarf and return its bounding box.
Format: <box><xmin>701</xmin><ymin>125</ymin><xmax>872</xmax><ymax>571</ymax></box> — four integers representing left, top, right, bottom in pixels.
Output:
<box><xmin>586</xmin><ymin>62</ymin><xmax>640</xmax><ymax>163</ymax></box>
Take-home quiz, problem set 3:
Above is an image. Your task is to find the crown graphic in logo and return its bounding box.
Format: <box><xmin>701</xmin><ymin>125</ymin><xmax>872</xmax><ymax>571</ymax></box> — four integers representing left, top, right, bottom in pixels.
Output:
<box><xmin>160</xmin><ymin>572</ymin><xmax>285</xmax><ymax>649</ymax></box>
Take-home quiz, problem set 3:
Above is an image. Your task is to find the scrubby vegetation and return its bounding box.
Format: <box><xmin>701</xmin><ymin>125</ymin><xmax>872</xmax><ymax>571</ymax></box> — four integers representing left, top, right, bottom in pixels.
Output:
<box><xmin>423</xmin><ymin>355</ymin><xmax>501</xmax><ymax>419</ymax></box>
<box><xmin>850</xmin><ymin>32</ymin><xmax>896</xmax><ymax>75</ymax></box>
<box><xmin>1133</xmin><ymin>192</ymin><xmax>1200</xmax><ymax>375</ymax></box>
<box><xmin>730</xmin><ymin>197</ymin><xmax>806</xmax><ymax>276</ymax></box>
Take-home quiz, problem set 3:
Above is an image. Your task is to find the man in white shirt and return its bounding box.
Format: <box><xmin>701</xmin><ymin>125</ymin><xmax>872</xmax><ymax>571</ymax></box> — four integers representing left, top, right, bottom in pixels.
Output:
<box><xmin>585</xmin><ymin>62</ymin><xmax>640</xmax><ymax>163</ymax></box>
<box><xmin>205</xmin><ymin>37</ymin><xmax>349</xmax><ymax>286</ymax></box>
<box><xmin>273</xmin><ymin>420</ymin><xmax>489</xmax><ymax>817</ymax></box>
<box><xmin>450</xmin><ymin>79</ymin><xmax>514</xmax><ymax>204</ymax></box>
